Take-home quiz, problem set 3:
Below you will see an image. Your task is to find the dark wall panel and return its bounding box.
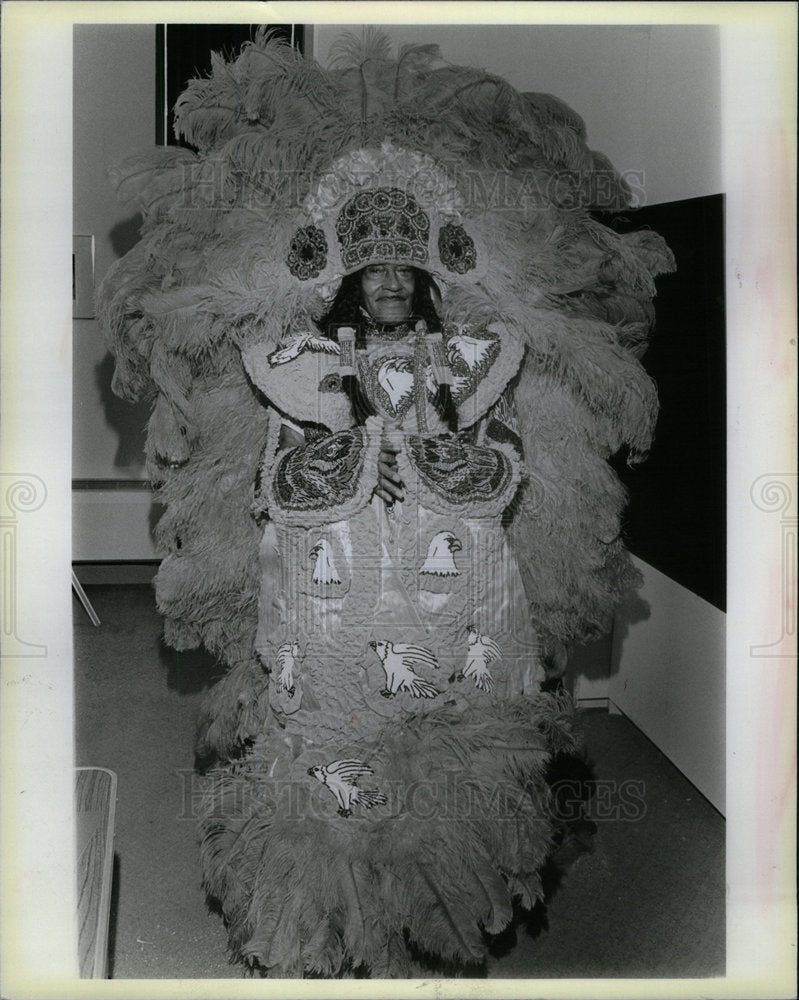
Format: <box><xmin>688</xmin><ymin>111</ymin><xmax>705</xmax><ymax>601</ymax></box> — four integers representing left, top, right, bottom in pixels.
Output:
<box><xmin>599</xmin><ymin>194</ymin><xmax>726</xmax><ymax>610</ymax></box>
<box><xmin>156</xmin><ymin>25</ymin><xmax>304</xmax><ymax>147</ymax></box>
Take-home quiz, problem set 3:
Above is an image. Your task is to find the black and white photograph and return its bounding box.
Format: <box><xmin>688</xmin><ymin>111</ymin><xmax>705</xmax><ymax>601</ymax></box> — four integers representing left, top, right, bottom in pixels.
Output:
<box><xmin>1</xmin><ymin>3</ymin><xmax>795</xmax><ymax>996</ymax></box>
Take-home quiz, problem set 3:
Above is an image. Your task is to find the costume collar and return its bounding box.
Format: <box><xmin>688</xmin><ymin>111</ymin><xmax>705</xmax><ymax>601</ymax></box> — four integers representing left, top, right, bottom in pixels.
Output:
<box><xmin>358</xmin><ymin>308</ymin><xmax>414</xmax><ymax>341</ymax></box>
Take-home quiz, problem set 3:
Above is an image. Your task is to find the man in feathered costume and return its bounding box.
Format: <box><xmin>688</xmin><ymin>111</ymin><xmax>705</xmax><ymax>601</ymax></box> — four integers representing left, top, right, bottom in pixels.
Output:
<box><xmin>98</xmin><ymin>30</ymin><xmax>673</xmax><ymax>977</ymax></box>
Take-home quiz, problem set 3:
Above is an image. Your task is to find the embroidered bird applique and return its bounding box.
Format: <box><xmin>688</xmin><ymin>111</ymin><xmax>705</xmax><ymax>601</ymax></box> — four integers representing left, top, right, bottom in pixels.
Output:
<box><xmin>307</xmin><ymin>759</ymin><xmax>387</xmax><ymax>817</ymax></box>
<box><xmin>376</xmin><ymin>357</ymin><xmax>414</xmax><ymax>414</ymax></box>
<box><xmin>368</xmin><ymin>639</ymin><xmax>440</xmax><ymax>699</ymax></box>
<box><xmin>451</xmin><ymin>625</ymin><xmax>501</xmax><ymax>693</ymax></box>
<box><xmin>269</xmin><ymin>333</ymin><xmax>340</xmax><ymax>367</ymax></box>
<box><xmin>420</xmin><ymin>531</ymin><xmax>462</xmax><ymax>577</ymax></box>
<box><xmin>309</xmin><ymin>539</ymin><xmax>341</xmax><ymax>585</ymax></box>
<box><xmin>275</xmin><ymin>640</ymin><xmax>301</xmax><ymax>698</ymax></box>
<box><xmin>446</xmin><ymin>331</ymin><xmax>494</xmax><ymax>372</ymax></box>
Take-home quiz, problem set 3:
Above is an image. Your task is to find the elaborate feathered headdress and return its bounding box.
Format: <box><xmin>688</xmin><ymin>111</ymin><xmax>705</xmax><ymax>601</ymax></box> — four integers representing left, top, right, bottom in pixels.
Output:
<box><xmin>98</xmin><ymin>28</ymin><xmax>673</xmax><ymax>681</ymax></box>
<box><xmin>285</xmin><ymin>140</ymin><xmax>484</xmax><ymax>290</ymax></box>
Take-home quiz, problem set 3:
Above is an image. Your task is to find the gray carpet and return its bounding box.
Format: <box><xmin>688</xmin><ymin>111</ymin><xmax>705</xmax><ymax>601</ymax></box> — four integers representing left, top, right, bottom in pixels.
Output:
<box><xmin>74</xmin><ymin>584</ymin><xmax>725</xmax><ymax>979</ymax></box>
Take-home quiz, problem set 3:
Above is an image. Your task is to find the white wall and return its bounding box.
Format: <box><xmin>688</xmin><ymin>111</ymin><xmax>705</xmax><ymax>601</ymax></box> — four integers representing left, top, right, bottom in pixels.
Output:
<box><xmin>73</xmin><ymin>25</ymin><xmax>156</xmax><ymax>560</ymax></box>
<box><xmin>73</xmin><ymin>24</ymin><xmax>155</xmax><ymax>483</ymax></box>
<box><xmin>610</xmin><ymin>557</ymin><xmax>726</xmax><ymax>814</ymax></box>
<box><xmin>312</xmin><ymin>24</ymin><xmax>721</xmax><ymax>207</ymax></box>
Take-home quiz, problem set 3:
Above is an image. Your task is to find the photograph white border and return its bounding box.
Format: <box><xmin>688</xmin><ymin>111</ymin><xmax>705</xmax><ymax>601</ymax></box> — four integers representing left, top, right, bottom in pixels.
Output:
<box><xmin>1</xmin><ymin>2</ymin><xmax>796</xmax><ymax>998</ymax></box>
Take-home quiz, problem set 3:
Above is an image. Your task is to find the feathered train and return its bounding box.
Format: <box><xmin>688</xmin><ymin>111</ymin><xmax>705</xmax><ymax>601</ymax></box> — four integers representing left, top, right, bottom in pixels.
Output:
<box><xmin>200</xmin><ymin>692</ymin><xmax>581</xmax><ymax>976</ymax></box>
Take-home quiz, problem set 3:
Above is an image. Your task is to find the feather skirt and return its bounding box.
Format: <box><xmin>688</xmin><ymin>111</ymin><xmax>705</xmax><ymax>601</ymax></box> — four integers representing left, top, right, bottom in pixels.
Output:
<box><xmin>198</xmin><ymin>691</ymin><xmax>580</xmax><ymax>977</ymax></box>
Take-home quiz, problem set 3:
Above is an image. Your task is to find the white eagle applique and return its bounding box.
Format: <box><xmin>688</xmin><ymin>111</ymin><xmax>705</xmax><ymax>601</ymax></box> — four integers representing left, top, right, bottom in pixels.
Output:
<box><xmin>376</xmin><ymin>357</ymin><xmax>414</xmax><ymax>414</ymax></box>
<box><xmin>275</xmin><ymin>640</ymin><xmax>301</xmax><ymax>698</ymax></box>
<box><xmin>309</xmin><ymin>539</ymin><xmax>341</xmax><ymax>585</ymax></box>
<box><xmin>420</xmin><ymin>531</ymin><xmax>462</xmax><ymax>577</ymax></box>
<box><xmin>446</xmin><ymin>332</ymin><xmax>494</xmax><ymax>371</ymax></box>
<box><xmin>451</xmin><ymin>625</ymin><xmax>501</xmax><ymax>693</ymax></box>
<box><xmin>269</xmin><ymin>333</ymin><xmax>340</xmax><ymax>367</ymax></box>
<box><xmin>368</xmin><ymin>640</ymin><xmax>440</xmax><ymax>699</ymax></box>
<box><xmin>307</xmin><ymin>759</ymin><xmax>388</xmax><ymax>817</ymax></box>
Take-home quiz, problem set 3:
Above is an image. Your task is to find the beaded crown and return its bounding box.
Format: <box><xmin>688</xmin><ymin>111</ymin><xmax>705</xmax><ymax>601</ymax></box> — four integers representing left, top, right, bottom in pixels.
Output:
<box><xmin>285</xmin><ymin>140</ymin><xmax>481</xmax><ymax>286</ymax></box>
<box><xmin>335</xmin><ymin>187</ymin><xmax>430</xmax><ymax>271</ymax></box>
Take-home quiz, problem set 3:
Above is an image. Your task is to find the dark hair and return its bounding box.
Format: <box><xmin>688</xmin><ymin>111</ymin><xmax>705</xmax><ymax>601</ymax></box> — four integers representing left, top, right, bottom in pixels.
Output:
<box><xmin>318</xmin><ymin>266</ymin><xmax>442</xmax><ymax>339</ymax></box>
<box><xmin>317</xmin><ymin>267</ymin><xmax>458</xmax><ymax>432</ymax></box>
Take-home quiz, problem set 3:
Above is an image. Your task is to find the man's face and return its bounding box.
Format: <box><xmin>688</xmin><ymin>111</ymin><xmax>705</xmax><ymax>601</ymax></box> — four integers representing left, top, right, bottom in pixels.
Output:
<box><xmin>360</xmin><ymin>264</ymin><xmax>416</xmax><ymax>323</ymax></box>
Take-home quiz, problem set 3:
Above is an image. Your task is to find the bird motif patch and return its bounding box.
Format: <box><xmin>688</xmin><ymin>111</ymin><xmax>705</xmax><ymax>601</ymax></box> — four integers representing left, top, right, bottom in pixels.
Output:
<box><xmin>446</xmin><ymin>331</ymin><xmax>494</xmax><ymax>373</ymax></box>
<box><xmin>359</xmin><ymin>349</ymin><xmax>480</xmax><ymax>425</ymax></box>
<box><xmin>309</xmin><ymin>538</ymin><xmax>341</xmax><ymax>585</ymax></box>
<box><xmin>420</xmin><ymin>531</ymin><xmax>462</xmax><ymax>577</ymax></box>
<box><xmin>307</xmin><ymin>759</ymin><xmax>388</xmax><ymax>818</ymax></box>
<box><xmin>441</xmin><ymin>323</ymin><xmax>501</xmax><ymax>403</ymax></box>
<box><xmin>408</xmin><ymin>435</ymin><xmax>514</xmax><ymax>506</ymax></box>
<box><xmin>268</xmin><ymin>333</ymin><xmax>340</xmax><ymax>367</ymax></box>
<box><xmin>272</xmin><ymin>428</ymin><xmax>365</xmax><ymax>511</ymax></box>
<box><xmin>368</xmin><ymin>639</ymin><xmax>440</xmax><ymax>699</ymax></box>
<box><xmin>275</xmin><ymin>640</ymin><xmax>301</xmax><ymax>698</ymax></box>
<box><xmin>450</xmin><ymin>625</ymin><xmax>502</xmax><ymax>693</ymax></box>
<box><xmin>376</xmin><ymin>357</ymin><xmax>415</xmax><ymax>416</ymax></box>
<box><xmin>423</xmin><ymin>365</ymin><xmax>470</xmax><ymax>399</ymax></box>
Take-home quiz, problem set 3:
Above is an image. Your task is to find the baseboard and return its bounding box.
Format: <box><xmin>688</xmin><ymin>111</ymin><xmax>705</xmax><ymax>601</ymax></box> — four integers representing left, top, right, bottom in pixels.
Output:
<box><xmin>575</xmin><ymin>696</ymin><xmax>610</xmax><ymax>710</ymax></box>
<box><xmin>72</xmin><ymin>562</ymin><xmax>160</xmax><ymax>586</ymax></box>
